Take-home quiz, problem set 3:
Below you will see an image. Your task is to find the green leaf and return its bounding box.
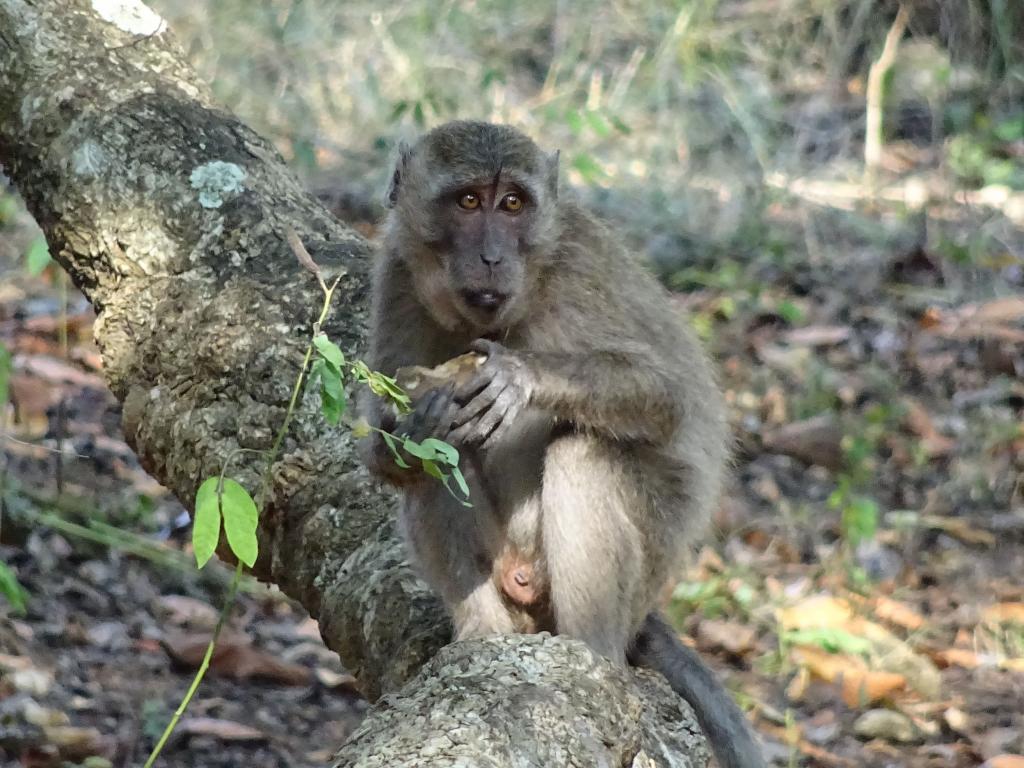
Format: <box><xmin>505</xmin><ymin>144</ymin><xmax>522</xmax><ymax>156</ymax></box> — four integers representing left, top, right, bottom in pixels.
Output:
<box><xmin>570</xmin><ymin>152</ymin><xmax>607</xmax><ymax>184</ymax></box>
<box><xmin>25</xmin><ymin>237</ymin><xmax>51</xmax><ymax>276</ymax></box>
<box><xmin>776</xmin><ymin>300</ymin><xmax>804</xmax><ymax>325</ymax></box>
<box><xmin>389</xmin><ymin>100</ymin><xmax>409</xmax><ymax>121</ymax></box>
<box><xmin>350</xmin><ymin>360</ymin><xmax>371</xmax><ymax>382</ymax></box>
<box><xmin>193</xmin><ymin>477</ymin><xmax>223</xmax><ymax>569</ymax></box>
<box><xmin>319</xmin><ymin>363</ymin><xmax>346</xmax><ymax>425</ymax></box>
<box><xmin>784</xmin><ymin>627</ymin><xmax>871</xmax><ymax>656</ymax></box>
<box><xmin>403</xmin><ymin>438</ymin><xmax>441</xmax><ymax>461</ymax></box>
<box><xmin>585</xmin><ymin>110</ymin><xmax>612</xmax><ymax>138</ymax></box>
<box><xmin>0</xmin><ymin>343</ymin><xmax>12</xmax><ymax>406</ymax></box>
<box><xmin>421</xmin><ymin>459</ymin><xmax>444</xmax><ymax>480</ymax></box>
<box><xmin>313</xmin><ymin>334</ymin><xmax>345</xmax><ymax>370</ymax></box>
<box><xmin>609</xmin><ymin>114</ymin><xmax>632</xmax><ymax>135</ymax></box>
<box><xmin>320</xmin><ymin>364</ymin><xmax>344</xmax><ymax>400</ymax></box>
<box><xmin>419</xmin><ymin>438</ymin><xmax>459</xmax><ymax>466</ymax></box>
<box><xmin>451</xmin><ymin>465</ymin><xmax>470</xmax><ymax>498</ymax></box>
<box><xmin>842</xmin><ymin>497</ymin><xmax>879</xmax><ymax>547</ymax></box>
<box><xmin>0</xmin><ymin>562</ymin><xmax>27</xmax><ymax>614</ymax></box>
<box><xmin>220</xmin><ymin>478</ymin><xmax>259</xmax><ymax>568</ymax></box>
<box><xmin>366</xmin><ymin>370</ymin><xmax>412</xmax><ymax>411</ymax></box>
<box><xmin>381</xmin><ymin>431</ymin><xmax>410</xmax><ymax>469</ymax></box>
<box><xmin>321</xmin><ymin>390</ymin><xmax>345</xmax><ymax>425</ymax></box>
<box><xmin>566</xmin><ymin>110</ymin><xmax>585</xmax><ymax>135</ymax></box>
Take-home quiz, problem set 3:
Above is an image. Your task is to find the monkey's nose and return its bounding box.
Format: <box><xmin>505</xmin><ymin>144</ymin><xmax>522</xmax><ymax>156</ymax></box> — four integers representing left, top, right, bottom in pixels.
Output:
<box><xmin>462</xmin><ymin>289</ymin><xmax>506</xmax><ymax>312</ymax></box>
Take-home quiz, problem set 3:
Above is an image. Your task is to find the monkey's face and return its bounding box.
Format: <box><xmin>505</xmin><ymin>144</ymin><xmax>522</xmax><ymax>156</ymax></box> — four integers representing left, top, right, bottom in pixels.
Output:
<box><xmin>430</xmin><ymin>179</ymin><xmax>541</xmax><ymax>330</ymax></box>
<box><xmin>386</xmin><ymin>122</ymin><xmax>561</xmax><ymax>333</ymax></box>
<box><xmin>397</xmin><ymin>175</ymin><xmax>557</xmax><ymax>333</ymax></box>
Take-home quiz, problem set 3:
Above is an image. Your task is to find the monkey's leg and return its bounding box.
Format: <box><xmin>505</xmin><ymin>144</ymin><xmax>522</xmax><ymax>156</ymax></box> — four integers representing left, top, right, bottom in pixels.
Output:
<box><xmin>541</xmin><ymin>434</ymin><xmax>646</xmax><ymax>666</ymax></box>
<box><xmin>399</xmin><ymin>488</ymin><xmax>516</xmax><ymax>640</ymax></box>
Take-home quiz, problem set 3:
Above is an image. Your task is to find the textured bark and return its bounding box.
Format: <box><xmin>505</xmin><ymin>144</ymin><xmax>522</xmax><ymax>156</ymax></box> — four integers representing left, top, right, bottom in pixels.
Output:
<box><xmin>0</xmin><ymin>2</ymin><xmax>708</xmax><ymax>765</ymax></box>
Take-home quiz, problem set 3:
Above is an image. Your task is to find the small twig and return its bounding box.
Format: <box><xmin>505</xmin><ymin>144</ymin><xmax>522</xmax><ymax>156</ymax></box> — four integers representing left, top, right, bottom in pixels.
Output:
<box><xmin>54</xmin><ymin>399</ymin><xmax>66</xmax><ymax>495</ymax></box>
<box><xmin>864</xmin><ymin>4</ymin><xmax>910</xmax><ymax>189</ymax></box>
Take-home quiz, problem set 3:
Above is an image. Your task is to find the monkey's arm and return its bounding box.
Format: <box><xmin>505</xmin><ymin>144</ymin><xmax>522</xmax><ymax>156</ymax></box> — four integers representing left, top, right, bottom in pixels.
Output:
<box><xmin>450</xmin><ymin>339</ymin><xmax>682</xmax><ymax>447</ymax></box>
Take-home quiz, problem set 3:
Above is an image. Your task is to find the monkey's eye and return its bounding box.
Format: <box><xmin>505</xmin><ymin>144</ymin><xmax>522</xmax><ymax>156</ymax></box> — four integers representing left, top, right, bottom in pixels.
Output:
<box><xmin>457</xmin><ymin>193</ymin><xmax>480</xmax><ymax>210</ymax></box>
<box><xmin>500</xmin><ymin>193</ymin><xmax>524</xmax><ymax>213</ymax></box>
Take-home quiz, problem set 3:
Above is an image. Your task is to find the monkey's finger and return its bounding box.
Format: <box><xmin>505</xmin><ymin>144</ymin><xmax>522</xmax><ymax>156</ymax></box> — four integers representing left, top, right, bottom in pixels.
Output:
<box><xmin>446</xmin><ymin>416</ymin><xmax>481</xmax><ymax>445</ymax></box>
<box><xmin>420</xmin><ymin>385</ymin><xmax>456</xmax><ymax>436</ymax></box>
<box><xmin>470</xmin><ymin>388</ymin><xmax>518</xmax><ymax>446</ymax></box>
<box><xmin>453</xmin><ymin>379</ymin><xmax>505</xmax><ymax>425</ymax></box>
<box><xmin>401</xmin><ymin>389</ymin><xmax>442</xmax><ymax>441</ymax></box>
<box><xmin>447</xmin><ymin>389</ymin><xmax>506</xmax><ymax>444</ymax></box>
<box><xmin>480</xmin><ymin>397</ymin><xmax>523</xmax><ymax>450</ymax></box>
<box><xmin>454</xmin><ymin>366</ymin><xmax>497</xmax><ymax>402</ymax></box>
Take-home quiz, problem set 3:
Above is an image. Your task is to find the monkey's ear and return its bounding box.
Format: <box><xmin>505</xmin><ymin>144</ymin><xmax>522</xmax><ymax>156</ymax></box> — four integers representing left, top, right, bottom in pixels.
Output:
<box><xmin>546</xmin><ymin>149</ymin><xmax>560</xmax><ymax>199</ymax></box>
<box><xmin>385</xmin><ymin>141</ymin><xmax>412</xmax><ymax>209</ymax></box>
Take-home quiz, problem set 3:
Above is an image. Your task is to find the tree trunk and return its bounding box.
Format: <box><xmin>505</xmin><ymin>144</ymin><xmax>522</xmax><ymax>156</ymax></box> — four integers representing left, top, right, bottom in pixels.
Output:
<box><xmin>0</xmin><ymin>2</ymin><xmax>708</xmax><ymax>765</ymax></box>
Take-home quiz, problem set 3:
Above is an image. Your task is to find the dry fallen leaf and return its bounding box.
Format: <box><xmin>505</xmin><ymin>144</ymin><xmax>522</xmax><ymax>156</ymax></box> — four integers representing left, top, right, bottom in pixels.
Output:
<box><xmin>871</xmin><ymin>596</ymin><xmax>925</xmax><ymax>632</ymax></box>
<box><xmin>926</xmin><ymin>297</ymin><xmax>1024</xmax><ymax>343</ymax></box>
<box><xmin>161</xmin><ymin>633</ymin><xmax>311</xmax><ymax>686</ymax></box>
<box><xmin>314</xmin><ymin>667</ymin><xmax>360</xmax><ymax>691</ymax></box>
<box><xmin>902</xmin><ymin>398</ymin><xmax>955</xmax><ymax>457</ymax></box>
<box><xmin>696</xmin><ymin>619</ymin><xmax>758</xmax><ymax>657</ymax></box>
<box><xmin>761</xmin><ymin>415</ymin><xmax>844</xmax><ymax>471</ymax></box>
<box><xmin>176</xmin><ymin>717</ymin><xmax>267</xmax><ymax>743</ymax></box>
<box><xmin>152</xmin><ymin>595</ymin><xmax>219</xmax><ymax>631</ymax></box>
<box><xmin>18</xmin><ymin>353</ymin><xmax>106</xmax><ymax>388</ymax></box>
<box><xmin>920</xmin><ymin>515</ymin><xmax>996</xmax><ymax>547</ymax></box>
<box><xmin>845</xmin><ymin>617</ymin><xmax>941</xmax><ymax>698</ymax></box>
<box><xmin>984</xmin><ymin>756</ymin><xmax>1024</xmax><ymax>768</ymax></box>
<box><xmin>981</xmin><ymin>603</ymin><xmax>1024</xmax><ymax>625</ymax></box>
<box><xmin>1000</xmin><ymin>658</ymin><xmax>1024</xmax><ymax>673</ymax></box>
<box><xmin>777</xmin><ymin>594</ymin><xmax>853</xmax><ymax>631</ymax></box>
<box><xmin>782</xmin><ymin>325</ymin><xmax>852</xmax><ymax>348</ymax></box>
<box><xmin>943</xmin><ymin>706</ymin><xmax>970</xmax><ymax>734</ymax></box>
<box><xmin>844</xmin><ymin>592</ymin><xmax>926</xmax><ymax>632</ymax></box>
<box><xmin>931</xmin><ymin>648</ymin><xmax>984</xmax><ymax>670</ymax></box>
<box><xmin>791</xmin><ymin>645</ymin><xmax>907</xmax><ymax>707</ymax></box>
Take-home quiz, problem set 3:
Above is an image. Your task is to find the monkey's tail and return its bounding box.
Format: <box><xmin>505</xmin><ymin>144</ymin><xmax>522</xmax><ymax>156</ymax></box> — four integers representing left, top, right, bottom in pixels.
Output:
<box><xmin>628</xmin><ymin>611</ymin><xmax>766</xmax><ymax>768</ymax></box>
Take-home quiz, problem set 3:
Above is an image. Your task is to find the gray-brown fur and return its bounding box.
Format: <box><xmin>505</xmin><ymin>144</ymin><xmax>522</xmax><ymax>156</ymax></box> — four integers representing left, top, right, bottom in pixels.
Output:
<box><xmin>358</xmin><ymin>120</ymin><xmax>764</xmax><ymax>768</ymax></box>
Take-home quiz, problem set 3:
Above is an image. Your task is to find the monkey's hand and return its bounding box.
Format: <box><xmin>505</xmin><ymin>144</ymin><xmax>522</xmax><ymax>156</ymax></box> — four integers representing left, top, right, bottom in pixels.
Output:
<box><xmin>362</xmin><ymin>387</ymin><xmax>456</xmax><ymax>486</ymax></box>
<box><xmin>448</xmin><ymin>339</ymin><xmax>536</xmax><ymax>449</ymax></box>
<box><xmin>397</xmin><ymin>384</ymin><xmax>457</xmax><ymax>446</ymax></box>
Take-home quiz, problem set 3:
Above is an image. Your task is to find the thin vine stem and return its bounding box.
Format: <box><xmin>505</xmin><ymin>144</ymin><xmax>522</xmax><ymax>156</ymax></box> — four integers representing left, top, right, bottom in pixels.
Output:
<box><xmin>141</xmin><ymin>560</ymin><xmax>243</xmax><ymax>768</ymax></box>
<box><xmin>258</xmin><ymin>277</ymin><xmax>339</xmax><ymax>506</ymax></box>
<box><xmin>143</xmin><ymin>262</ymin><xmax>339</xmax><ymax>767</ymax></box>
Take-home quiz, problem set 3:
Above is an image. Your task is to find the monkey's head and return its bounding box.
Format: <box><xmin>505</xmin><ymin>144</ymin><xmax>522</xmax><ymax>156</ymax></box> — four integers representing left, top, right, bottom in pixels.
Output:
<box><xmin>384</xmin><ymin>121</ymin><xmax>561</xmax><ymax>332</ymax></box>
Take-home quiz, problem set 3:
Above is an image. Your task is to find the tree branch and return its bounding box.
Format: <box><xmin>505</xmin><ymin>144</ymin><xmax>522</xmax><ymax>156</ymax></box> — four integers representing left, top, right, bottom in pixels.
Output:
<box><xmin>0</xmin><ymin>1</ymin><xmax>707</xmax><ymax>764</ymax></box>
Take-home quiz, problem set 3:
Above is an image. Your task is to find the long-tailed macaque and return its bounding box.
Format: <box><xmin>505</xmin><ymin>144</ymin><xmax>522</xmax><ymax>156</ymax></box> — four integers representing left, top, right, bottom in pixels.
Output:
<box><xmin>358</xmin><ymin>121</ymin><xmax>764</xmax><ymax>768</ymax></box>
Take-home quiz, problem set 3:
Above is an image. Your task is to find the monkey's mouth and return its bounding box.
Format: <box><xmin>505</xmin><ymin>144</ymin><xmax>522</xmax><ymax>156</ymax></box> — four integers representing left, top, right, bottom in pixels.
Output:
<box><xmin>460</xmin><ymin>289</ymin><xmax>507</xmax><ymax>314</ymax></box>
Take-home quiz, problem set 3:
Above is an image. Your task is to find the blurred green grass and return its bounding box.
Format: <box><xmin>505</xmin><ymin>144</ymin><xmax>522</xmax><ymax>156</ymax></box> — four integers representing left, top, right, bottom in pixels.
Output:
<box><xmin>148</xmin><ymin>0</ymin><xmax>1023</xmax><ymax>281</ymax></box>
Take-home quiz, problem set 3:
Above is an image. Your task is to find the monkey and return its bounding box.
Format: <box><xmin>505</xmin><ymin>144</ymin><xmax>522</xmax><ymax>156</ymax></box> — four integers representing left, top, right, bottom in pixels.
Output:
<box><xmin>357</xmin><ymin>120</ymin><xmax>765</xmax><ymax>768</ymax></box>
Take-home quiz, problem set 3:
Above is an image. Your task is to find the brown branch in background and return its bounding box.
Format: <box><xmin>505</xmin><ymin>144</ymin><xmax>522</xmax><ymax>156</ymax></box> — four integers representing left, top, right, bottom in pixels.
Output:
<box><xmin>864</xmin><ymin>3</ymin><xmax>910</xmax><ymax>188</ymax></box>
